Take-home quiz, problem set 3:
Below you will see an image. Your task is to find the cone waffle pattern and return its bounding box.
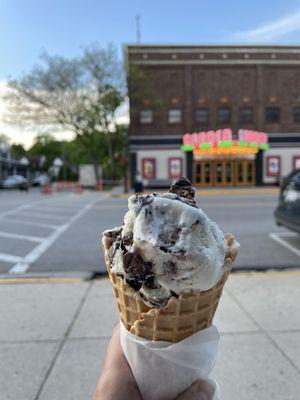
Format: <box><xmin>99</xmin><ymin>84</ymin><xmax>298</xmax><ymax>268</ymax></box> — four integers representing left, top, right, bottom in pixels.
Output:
<box><xmin>104</xmin><ymin>233</ymin><xmax>237</xmax><ymax>343</ymax></box>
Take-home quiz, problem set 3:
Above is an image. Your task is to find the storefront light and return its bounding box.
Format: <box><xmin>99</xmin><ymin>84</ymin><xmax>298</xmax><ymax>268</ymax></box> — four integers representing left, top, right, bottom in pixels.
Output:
<box><xmin>193</xmin><ymin>145</ymin><xmax>259</xmax><ymax>156</ymax></box>
<box><xmin>181</xmin><ymin>129</ymin><xmax>269</xmax><ymax>153</ymax></box>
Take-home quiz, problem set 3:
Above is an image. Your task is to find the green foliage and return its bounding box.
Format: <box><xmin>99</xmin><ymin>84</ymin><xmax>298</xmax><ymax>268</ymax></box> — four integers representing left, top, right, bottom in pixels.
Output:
<box><xmin>4</xmin><ymin>43</ymin><xmax>127</xmax><ymax>182</ymax></box>
<box><xmin>19</xmin><ymin>127</ymin><xmax>128</xmax><ymax>180</ymax></box>
<box><xmin>11</xmin><ymin>144</ymin><xmax>27</xmax><ymax>158</ymax></box>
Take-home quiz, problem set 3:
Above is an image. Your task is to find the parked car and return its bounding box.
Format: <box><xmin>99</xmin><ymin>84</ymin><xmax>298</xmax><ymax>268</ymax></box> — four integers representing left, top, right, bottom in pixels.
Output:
<box><xmin>0</xmin><ymin>175</ymin><xmax>29</xmax><ymax>190</ymax></box>
<box><xmin>31</xmin><ymin>174</ymin><xmax>50</xmax><ymax>186</ymax></box>
<box><xmin>274</xmin><ymin>169</ymin><xmax>300</xmax><ymax>233</ymax></box>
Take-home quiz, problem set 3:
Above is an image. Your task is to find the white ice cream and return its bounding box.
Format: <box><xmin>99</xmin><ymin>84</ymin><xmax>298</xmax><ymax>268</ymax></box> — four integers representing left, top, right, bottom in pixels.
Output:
<box><xmin>103</xmin><ymin>191</ymin><xmax>230</xmax><ymax>306</ymax></box>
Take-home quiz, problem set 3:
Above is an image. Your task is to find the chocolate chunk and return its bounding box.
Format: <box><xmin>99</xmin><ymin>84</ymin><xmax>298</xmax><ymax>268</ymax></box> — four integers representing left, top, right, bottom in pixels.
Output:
<box><xmin>163</xmin><ymin>261</ymin><xmax>177</xmax><ymax>274</ymax></box>
<box><xmin>144</xmin><ymin>207</ymin><xmax>153</xmax><ymax>221</ymax></box>
<box><xmin>141</xmin><ymin>195</ymin><xmax>154</xmax><ymax>206</ymax></box>
<box><xmin>123</xmin><ymin>252</ymin><xmax>152</xmax><ymax>280</ymax></box>
<box><xmin>139</xmin><ymin>291</ymin><xmax>168</xmax><ymax>308</ymax></box>
<box><xmin>169</xmin><ymin>177</ymin><xmax>195</xmax><ymax>200</ymax></box>
<box><xmin>159</xmin><ymin>246</ymin><xmax>169</xmax><ymax>253</ymax></box>
<box><xmin>127</xmin><ymin>279</ymin><xmax>142</xmax><ymax>291</ymax></box>
<box><xmin>122</xmin><ymin>234</ymin><xmax>133</xmax><ymax>247</ymax></box>
<box><xmin>144</xmin><ymin>275</ymin><xmax>157</xmax><ymax>289</ymax></box>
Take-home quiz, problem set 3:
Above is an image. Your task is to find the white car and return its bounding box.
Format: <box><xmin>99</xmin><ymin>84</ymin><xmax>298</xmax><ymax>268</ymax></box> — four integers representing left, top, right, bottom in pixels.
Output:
<box><xmin>1</xmin><ymin>175</ymin><xmax>29</xmax><ymax>189</ymax></box>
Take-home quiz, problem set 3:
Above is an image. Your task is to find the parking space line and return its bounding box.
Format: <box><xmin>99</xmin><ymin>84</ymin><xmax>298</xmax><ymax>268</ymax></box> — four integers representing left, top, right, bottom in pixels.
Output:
<box><xmin>0</xmin><ymin>253</ymin><xmax>22</xmax><ymax>264</ymax></box>
<box><xmin>0</xmin><ymin>231</ymin><xmax>43</xmax><ymax>243</ymax></box>
<box><xmin>9</xmin><ymin>199</ymin><xmax>98</xmax><ymax>274</ymax></box>
<box><xmin>32</xmin><ymin>205</ymin><xmax>81</xmax><ymax>213</ymax></box>
<box><xmin>0</xmin><ymin>204</ymin><xmax>30</xmax><ymax>218</ymax></box>
<box><xmin>16</xmin><ymin>211</ymin><xmax>70</xmax><ymax>220</ymax></box>
<box><xmin>269</xmin><ymin>232</ymin><xmax>300</xmax><ymax>258</ymax></box>
<box><xmin>2</xmin><ymin>218</ymin><xmax>60</xmax><ymax>229</ymax></box>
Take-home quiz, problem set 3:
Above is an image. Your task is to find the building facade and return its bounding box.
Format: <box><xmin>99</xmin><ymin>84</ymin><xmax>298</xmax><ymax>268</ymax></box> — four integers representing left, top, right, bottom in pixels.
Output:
<box><xmin>0</xmin><ymin>142</ymin><xmax>28</xmax><ymax>181</ymax></box>
<box><xmin>126</xmin><ymin>44</ymin><xmax>300</xmax><ymax>187</ymax></box>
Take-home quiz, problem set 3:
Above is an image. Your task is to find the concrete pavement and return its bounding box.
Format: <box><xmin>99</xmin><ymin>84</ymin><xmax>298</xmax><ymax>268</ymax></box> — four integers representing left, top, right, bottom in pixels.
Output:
<box><xmin>1</xmin><ymin>271</ymin><xmax>300</xmax><ymax>400</ymax></box>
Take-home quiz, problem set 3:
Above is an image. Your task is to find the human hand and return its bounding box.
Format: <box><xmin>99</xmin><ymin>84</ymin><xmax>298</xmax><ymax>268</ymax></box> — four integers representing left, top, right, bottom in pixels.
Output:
<box><xmin>93</xmin><ymin>324</ymin><xmax>142</xmax><ymax>400</ymax></box>
<box><xmin>93</xmin><ymin>324</ymin><xmax>215</xmax><ymax>400</ymax></box>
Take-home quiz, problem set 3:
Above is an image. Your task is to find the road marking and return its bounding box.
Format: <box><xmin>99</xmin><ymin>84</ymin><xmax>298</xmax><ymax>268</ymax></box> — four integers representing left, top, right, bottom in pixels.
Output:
<box><xmin>0</xmin><ymin>253</ymin><xmax>22</xmax><ymax>263</ymax></box>
<box><xmin>0</xmin><ymin>231</ymin><xmax>43</xmax><ymax>242</ymax></box>
<box><xmin>3</xmin><ymin>218</ymin><xmax>59</xmax><ymax>229</ymax></box>
<box><xmin>269</xmin><ymin>232</ymin><xmax>300</xmax><ymax>258</ymax></box>
<box><xmin>32</xmin><ymin>205</ymin><xmax>80</xmax><ymax>213</ymax></box>
<box><xmin>0</xmin><ymin>277</ymin><xmax>86</xmax><ymax>284</ymax></box>
<box><xmin>0</xmin><ymin>204</ymin><xmax>30</xmax><ymax>218</ymax></box>
<box><xmin>16</xmin><ymin>210</ymin><xmax>69</xmax><ymax>220</ymax></box>
<box><xmin>9</xmin><ymin>199</ymin><xmax>98</xmax><ymax>274</ymax></box>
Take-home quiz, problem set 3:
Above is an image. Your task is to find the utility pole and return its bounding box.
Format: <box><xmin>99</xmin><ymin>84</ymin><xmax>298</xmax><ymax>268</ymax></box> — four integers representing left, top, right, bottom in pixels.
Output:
<box><xmin>136</xmin><ymin>14</ymin><xmax>141</xmax><ymax>43</ymax></box>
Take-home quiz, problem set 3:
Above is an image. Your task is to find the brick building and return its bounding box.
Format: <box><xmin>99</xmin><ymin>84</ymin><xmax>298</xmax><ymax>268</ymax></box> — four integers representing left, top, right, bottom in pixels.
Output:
<box><xmin>125</xmin><ymin>45</ymin><xmax>300</xmax><ymax>187</ymax></box>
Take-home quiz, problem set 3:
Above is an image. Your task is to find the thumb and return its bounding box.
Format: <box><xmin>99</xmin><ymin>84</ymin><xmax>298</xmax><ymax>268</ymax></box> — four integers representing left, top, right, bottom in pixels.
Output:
<box><xmin>175</xmin><ymin>379</ymin><xmax>216</xmax><ymax>400</ymax></box>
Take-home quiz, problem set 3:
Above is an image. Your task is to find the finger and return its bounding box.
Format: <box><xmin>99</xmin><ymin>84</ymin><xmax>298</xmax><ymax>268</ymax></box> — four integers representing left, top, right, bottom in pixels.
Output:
<box><xmin>176</xmin><ymin>379</ymin><xmax>216</xmax><ymax>400</ymax></box>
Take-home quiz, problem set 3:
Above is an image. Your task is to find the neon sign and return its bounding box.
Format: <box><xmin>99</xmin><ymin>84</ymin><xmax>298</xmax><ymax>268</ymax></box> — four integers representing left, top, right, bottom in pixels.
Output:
<box><xmin>181</xmin><ymin>129</ymin><xmax>269</xmax><ymax>154</ymax></box>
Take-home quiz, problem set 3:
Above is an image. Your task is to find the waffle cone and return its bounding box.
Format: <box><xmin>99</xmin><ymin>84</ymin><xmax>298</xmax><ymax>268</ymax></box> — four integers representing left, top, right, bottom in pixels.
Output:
<box><xmin>104</xmin><ymin>233</ymin><xmax>237</xmax><ymax>343</ymax></box>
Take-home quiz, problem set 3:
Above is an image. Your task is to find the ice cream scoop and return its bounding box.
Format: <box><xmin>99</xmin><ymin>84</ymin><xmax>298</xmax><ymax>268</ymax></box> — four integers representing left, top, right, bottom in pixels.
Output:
<box><xmin>102</xmin><ymin>178</ymin><xmax>239</xmax><ymax>307</ymax></box>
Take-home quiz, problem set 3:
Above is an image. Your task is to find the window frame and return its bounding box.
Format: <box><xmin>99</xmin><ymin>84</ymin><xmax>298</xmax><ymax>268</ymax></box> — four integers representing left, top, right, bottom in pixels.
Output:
<box><xmin>293</xmin><ymin>156</ymin><xmax>300</xmax><ymax>170</ymax></box>
<box><xmin>168</xmin><ymin>109</ymin><xmax>182</xmax><ymax>124</ymax></box>
<box><xmin>265</xmin><ymin>106</ymin><xmax>280</xmax><ymax>123</ymax></box>
<box><xmin>139</xmin><ymin>109</ymin><xmax>153</xmax><ymax>124</ymax></box>
<box><xmin>239</xmin><ymin>107</ymin><xmax>253</xmax><ymax>123</ymax></box>
<box><xmin>217</xmin><ymin>107</ymin><xmax>231</xmax><ymax>124</ymax></box>
<box><xmin>142</xmin><ymin>158</ymin><xmax>156</xmax><ymax>179</ymax></box>
<box><xmin>168</xmin><ymin>157</ymin><xmax>183</xmax><ymax>179</ymax></box>
<box><xmin>266</xmin><ymin>155</ymin><xmax>281</xmax><ymax>177</ymax></box>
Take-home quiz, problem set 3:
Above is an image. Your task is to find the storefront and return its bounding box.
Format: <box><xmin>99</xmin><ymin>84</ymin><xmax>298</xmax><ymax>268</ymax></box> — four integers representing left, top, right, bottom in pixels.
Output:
<box><xmin>130</xmin><ymin>130</ymin><xmax>300</xmax><ymax>188</ymax></box>
<box><xmin>181</xmin><ymin>129</ymin><xmax>269</xmax><ymax>187</ymax></box>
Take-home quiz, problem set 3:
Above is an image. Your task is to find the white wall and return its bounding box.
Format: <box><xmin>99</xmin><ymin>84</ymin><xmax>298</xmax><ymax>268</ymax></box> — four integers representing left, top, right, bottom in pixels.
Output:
<box><xmin>137</xmin><ymin>149</ymin><xmax>185</xmax><ymax>180</ymax></box>
<box><xmin>263</xmin><ymin>147</ymin><xmax>300</xmax><ymax>183</ymax></box>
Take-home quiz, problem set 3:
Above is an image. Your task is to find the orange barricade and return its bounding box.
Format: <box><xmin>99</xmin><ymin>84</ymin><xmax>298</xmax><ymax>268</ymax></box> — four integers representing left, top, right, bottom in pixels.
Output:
<box><xmin>98</xmin><ymin>180</ymin><xmax>104</xmax><ymax>191</ymax></box>
<box><xmin>42</xmin><ymin>183</ymin><xmax>52</xmax><ymax>194</ymax></box>
<box><xmin>76</xmin><ymin>182</ymin><xmax>83</xmax><ymax>193</ymax></box>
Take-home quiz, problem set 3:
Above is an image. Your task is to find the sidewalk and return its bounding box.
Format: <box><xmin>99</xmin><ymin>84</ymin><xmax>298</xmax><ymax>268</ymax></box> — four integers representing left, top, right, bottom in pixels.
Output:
<box><xmin>1</xmin><ymin>271</ymin><xmax>299</xmax><ymax>400</ymax></box>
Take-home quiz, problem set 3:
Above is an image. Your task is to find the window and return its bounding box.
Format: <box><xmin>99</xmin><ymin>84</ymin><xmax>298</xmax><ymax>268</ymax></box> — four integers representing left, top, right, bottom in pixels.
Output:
<box><xmin>239</xmin><ymin>107</ymin><xmax>253</xmax><ymax>123</ymax></box>
<box><xmin>142</xmin><ymin>158</ymin><xmax>156</xmax><ymax>179</ymax></box>
<box><xmin>266</xmin><ymin>156</ymin><xmax>281</xmax><ymax>176</ymax></box>
<box><xmin>293</xmin><ymin>156</ymin><xmax>300</xmax><ymax>170</ymax></box>
<box><xmin>265</xmin><ymin>107</ymin><xmax>279</xmax><ymax>123</ymax></box>
<box><xmin>217</xmin><ymin>107</ymin><xmax>230</xmax><ymax>123</ymax></box>
<box><xmin>293</xmin><ymin>107</ymin><xmax>300</xmax><ymax>123</ymax></box>
<box><xmin>168</xmin><ymin>158</ymin><xmax>183</xmax><ymax>179</ymax></box>
<box><xmin>139</xmin><ymin>110</ymin><xmax>153</xmax><ymax>124</ymax></box>
<box><xmin>195</xmin><ymin>108</ymin><xmax>209</xmax><ymax>124</ymax></box>
<box><xmin>168</xmin><ymin>109</ymin><xmax>182</xmax><ymax>124</ymax></box>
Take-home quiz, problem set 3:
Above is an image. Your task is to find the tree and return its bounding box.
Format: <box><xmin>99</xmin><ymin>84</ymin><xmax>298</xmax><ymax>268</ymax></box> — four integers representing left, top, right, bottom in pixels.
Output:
<box><xmin>11</xmin><ymin>144</ymin><xmax>26</xmax><ymax>158</ymax></box>
<box><xmin>3</xmin><ymin>43</ymin><xmax>125</xmax><ymax>185</ymax></box>
<box><xmin>0</xmin><ymin>133</ymin><xmax>10</xmax><ymax>145</ymax></box>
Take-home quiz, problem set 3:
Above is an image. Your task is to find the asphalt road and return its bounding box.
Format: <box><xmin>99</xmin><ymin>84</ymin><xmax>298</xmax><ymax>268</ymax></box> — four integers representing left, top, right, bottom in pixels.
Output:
<box><xmin>0</xmin><ymin>188</ymin><xmax>299</xmax><ymax>277</ymax></box>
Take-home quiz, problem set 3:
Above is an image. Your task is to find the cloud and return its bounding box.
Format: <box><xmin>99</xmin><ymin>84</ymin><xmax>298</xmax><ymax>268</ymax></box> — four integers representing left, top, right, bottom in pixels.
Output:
<box><xmin>0</xmin><ymin>80</ymin><xmax>129</xmax><ymax>148</ymax></box>
<box><xmin>232</xmin><ymin>10</ymin><xmax>300</xmax><ymax>42</ymax></box>
<box><xmin>0</xmin><ymin>80</ymin><xmax>75</xmax><ymax>147</ymax></box>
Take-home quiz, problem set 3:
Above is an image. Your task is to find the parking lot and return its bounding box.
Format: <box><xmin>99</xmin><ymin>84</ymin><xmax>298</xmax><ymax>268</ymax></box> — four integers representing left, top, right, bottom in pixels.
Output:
<box><xmin>0</xmin><ymin>188</ymin><xmax>299</xmax><ymax>276</ymax></box>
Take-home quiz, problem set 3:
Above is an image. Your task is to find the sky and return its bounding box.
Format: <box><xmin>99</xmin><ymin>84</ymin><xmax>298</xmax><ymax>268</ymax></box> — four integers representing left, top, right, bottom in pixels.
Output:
<box><xmin>1</xmin><ymin>0</ymin><xmax>300</xmax><ymax>147</ymax></box>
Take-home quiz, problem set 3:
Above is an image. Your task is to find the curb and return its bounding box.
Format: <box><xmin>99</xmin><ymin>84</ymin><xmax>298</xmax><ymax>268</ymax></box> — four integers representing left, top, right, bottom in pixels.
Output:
<box><xmin>0</xmin><ymin>268</ymin><xmax>299</xmax><ymax>284</ymax></box>
<box><xmin>110</xmin><ymin>187</ymin><xmax>279</xmax><ymax>199</ymax></box>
